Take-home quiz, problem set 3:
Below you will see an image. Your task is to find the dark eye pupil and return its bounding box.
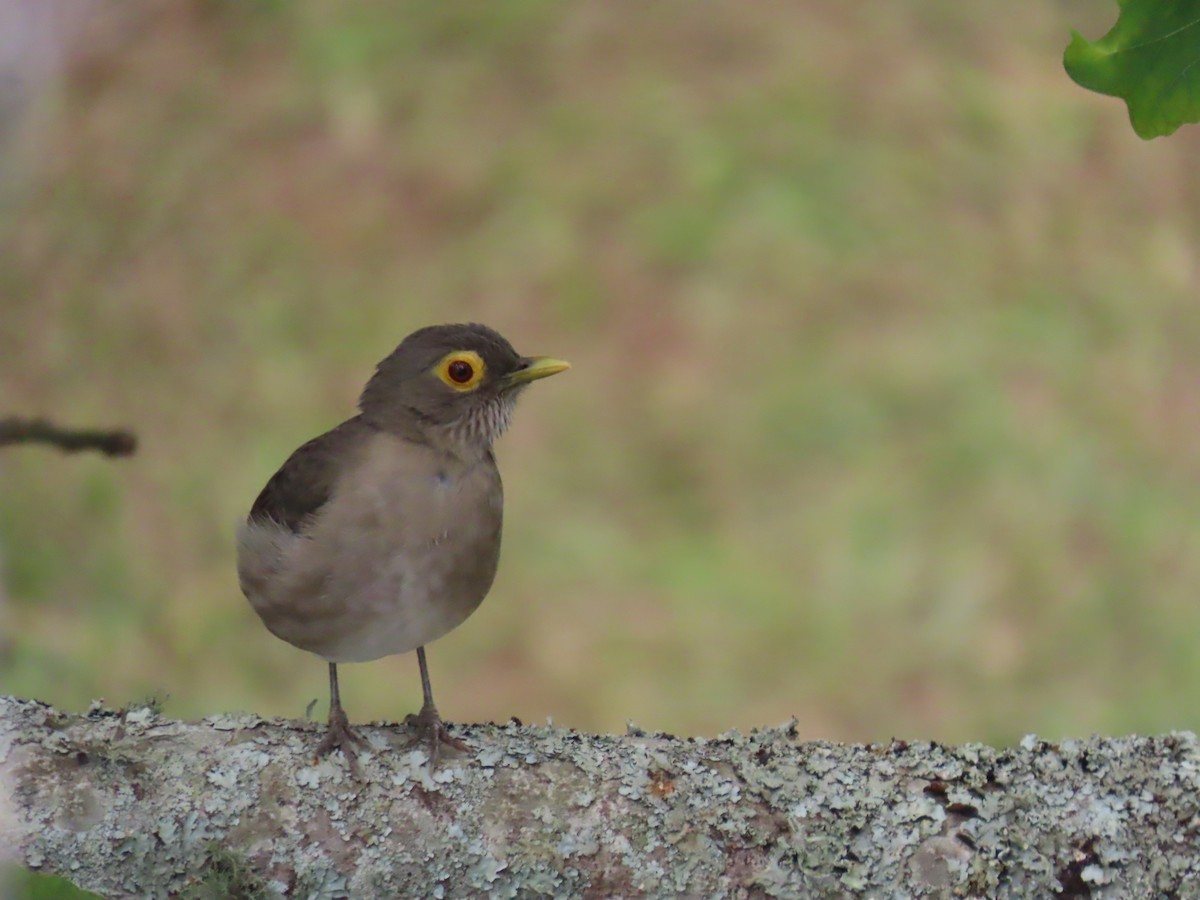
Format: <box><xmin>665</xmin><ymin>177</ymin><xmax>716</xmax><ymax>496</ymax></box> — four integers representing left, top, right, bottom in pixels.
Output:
<box><xmin>448</xmin><ymin>360</ymin><xmax>474</xmax><ymax>383</ymax></box>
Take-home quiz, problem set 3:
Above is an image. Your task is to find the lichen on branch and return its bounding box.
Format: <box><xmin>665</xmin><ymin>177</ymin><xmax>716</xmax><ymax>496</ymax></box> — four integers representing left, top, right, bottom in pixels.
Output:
<box><xmin>2</xmin><ymin>696</ymin><xmax>1199</xmax><ymax>897</ymax></box>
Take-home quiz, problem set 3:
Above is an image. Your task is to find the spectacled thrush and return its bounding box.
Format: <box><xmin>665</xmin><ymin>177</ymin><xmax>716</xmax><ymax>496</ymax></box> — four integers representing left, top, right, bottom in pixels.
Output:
<box><xmin>236</xmin><ymin>323</ymin><xmax>569</xmax><ymax>768</ymax></box>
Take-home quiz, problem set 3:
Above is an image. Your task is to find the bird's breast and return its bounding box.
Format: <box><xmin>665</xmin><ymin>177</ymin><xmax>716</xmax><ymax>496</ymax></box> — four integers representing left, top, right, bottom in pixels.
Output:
<box><xmin>244</xmin><ymin>434</ymin><xmax>505</xmax><ymax>663</ymax></box>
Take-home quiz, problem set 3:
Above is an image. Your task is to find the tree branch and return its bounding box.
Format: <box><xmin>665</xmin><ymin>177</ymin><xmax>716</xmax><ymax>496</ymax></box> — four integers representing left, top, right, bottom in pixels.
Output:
<box><xmin>1</xmin><ymin>696</ymin><xmax>1199</xmax><ymax>897</ymax></box>
<box><xmin>0</xmin><ymin>418</ymin><xmax>136</xmax><ymax>457</ymax></box>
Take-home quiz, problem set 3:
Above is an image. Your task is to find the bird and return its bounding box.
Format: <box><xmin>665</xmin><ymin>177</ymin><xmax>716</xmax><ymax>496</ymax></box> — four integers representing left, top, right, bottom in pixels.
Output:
<box><xmin>236</xmin><ymin>323</ymin><xmax>569</xmax><ymax>769</ymax></box>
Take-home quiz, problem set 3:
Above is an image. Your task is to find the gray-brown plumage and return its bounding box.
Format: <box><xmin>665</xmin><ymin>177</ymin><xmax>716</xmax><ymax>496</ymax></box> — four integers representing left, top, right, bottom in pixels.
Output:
<box><xmin>237</xmin><ymin>323</ymin><xmax>569</xmax><ymax>769</ymax></box>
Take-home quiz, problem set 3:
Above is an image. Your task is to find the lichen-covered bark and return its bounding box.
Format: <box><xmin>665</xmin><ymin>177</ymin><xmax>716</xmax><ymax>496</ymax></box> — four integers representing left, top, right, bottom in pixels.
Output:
<box><xmin>2</xmin><ymin>696</ymin><xmax>1199</xmax><ymax>898</ymax></box>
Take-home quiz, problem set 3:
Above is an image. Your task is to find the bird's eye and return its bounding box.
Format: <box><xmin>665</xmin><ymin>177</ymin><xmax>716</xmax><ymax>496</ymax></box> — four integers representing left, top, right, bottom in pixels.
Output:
<box><xmin>435</xmin><ymin>350</ymin><xmax>486</xmax><ymax>391</ymax></box>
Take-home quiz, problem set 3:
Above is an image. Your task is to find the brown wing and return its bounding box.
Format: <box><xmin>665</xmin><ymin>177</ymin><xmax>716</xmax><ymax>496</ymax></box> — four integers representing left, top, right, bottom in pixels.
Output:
<box><xmin>249</xmin><ymin>416</ymin><xmax>372</xmax><ymax>533</ymax></box>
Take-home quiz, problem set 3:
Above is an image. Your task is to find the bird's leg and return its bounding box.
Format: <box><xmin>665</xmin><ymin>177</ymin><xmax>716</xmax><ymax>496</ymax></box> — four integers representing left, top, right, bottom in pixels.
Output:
<box><xmin>404</xmin><ymin>646</ymin><xmax>469</xmax><ymax>765</ymax></box>
<box><xmin>315</xmin><ymin>662</ymin><xmax>368</xmax><ymax>775</ymax></box>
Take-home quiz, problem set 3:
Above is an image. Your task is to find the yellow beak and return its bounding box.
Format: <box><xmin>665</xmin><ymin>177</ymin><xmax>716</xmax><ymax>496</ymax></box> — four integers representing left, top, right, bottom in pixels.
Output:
<box><xmin>505</xmin><ymin>356</ymin><xmax>571</xmax><ymax>385</ymax></box>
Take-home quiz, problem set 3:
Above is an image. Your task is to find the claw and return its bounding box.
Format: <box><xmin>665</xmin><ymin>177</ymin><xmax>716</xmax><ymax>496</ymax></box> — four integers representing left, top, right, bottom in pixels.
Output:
<box><xmin>405</xmin><ymin>704</ymin><xmax>469</xmax><ymax>767</ymax></box>
<box><xmin>315</xmin><ymin>702</ymin><xmax>368</xmax><ymax>778</ymax></box>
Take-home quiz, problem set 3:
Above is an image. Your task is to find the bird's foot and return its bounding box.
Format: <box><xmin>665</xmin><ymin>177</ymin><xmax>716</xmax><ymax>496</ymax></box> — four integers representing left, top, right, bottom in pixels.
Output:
<box><xmin>404</xmin><ymin>703</ymin><xmax>469</xmax><ymax>766</ymax></box>
<box><xmin>315</xmin><ymin>704</ymin><xmax>369</xmax><ymax>777</ymax></box>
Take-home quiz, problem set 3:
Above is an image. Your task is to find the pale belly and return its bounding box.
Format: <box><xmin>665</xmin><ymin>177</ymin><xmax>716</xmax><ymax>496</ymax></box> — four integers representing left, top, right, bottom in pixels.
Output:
<box><xmin>239</xmin><ymin>513</ymin><xmax>502</xmax><ymax>663</ymax></box>
<box><xmin>306</xmin><ymin>535</ymin><xmax>498</xmax><ymax>662</ymax></box>
<box><xmin>237</xmin><ymin>441</ymin><xmax>504</xmax><ymax>663</ymax></box>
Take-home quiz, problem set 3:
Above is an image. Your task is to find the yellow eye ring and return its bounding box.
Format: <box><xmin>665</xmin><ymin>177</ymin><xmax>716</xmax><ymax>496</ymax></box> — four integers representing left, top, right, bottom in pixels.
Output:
<box><xmin>435</xmin><ymin>350</ymin><xmax>486</xmax><ymax>391</ymax></box>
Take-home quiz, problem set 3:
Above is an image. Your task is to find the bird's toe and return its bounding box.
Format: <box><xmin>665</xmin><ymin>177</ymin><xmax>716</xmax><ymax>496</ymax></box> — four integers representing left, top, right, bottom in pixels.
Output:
<box><xmin>315</xmin><ymin>709</ymin><xmax>369</xmax><ymax>777</ymax></box>
<box><xmin>405</xmin><ymin>705</ymin><xmax>469</xmax><ymax>766</ymax></box>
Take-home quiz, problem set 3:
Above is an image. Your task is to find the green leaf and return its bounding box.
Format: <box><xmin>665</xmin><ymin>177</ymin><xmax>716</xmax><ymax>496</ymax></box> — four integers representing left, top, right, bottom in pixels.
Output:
<box><xmin>1064</xmin><ymin>0</ymin><xmax>1200</xmax><ymax>139</ymax></box>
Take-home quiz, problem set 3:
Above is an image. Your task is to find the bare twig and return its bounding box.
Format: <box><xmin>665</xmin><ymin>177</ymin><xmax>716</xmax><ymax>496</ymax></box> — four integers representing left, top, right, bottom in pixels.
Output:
<box><xmin>0</xmin><ymin>417</ymin><xmax>136</xmax><ymax>457</ymax></box>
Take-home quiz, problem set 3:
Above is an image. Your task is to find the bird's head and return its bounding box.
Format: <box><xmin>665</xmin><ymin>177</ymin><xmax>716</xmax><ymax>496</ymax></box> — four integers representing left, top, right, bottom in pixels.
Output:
<box><xmin>358</xmin><ymin>323</ymin><xmax>569</xmax><ymax>452</ymax></box>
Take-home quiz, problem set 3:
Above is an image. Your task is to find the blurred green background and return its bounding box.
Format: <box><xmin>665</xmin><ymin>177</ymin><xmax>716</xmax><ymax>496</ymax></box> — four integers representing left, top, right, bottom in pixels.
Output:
<box><xmin>9</xmin><ymin>2</ymin><xmax>1200</xmax><ymax>892</ymax></box>
<box><xmin>4</xmin><ymin>0</ymin><xmax>1200</xmax><ymax>765</ymax></box>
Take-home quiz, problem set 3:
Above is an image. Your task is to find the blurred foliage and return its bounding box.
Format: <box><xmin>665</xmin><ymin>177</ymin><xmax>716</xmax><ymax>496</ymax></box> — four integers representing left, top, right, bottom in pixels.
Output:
<box><xmin>2</xmin><ymin>871</ymin><xmax>100</xmax><ymax>900</ymax></box>
<box><xmin>2</xmin><ymin>6</ymin><xmax>1200</xmax><ymax>874</ymax></box>
<box><xmin>1065</xmin><ymin>0</ymin><xmax>1200</xmax><ymax>138</ymax></box>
